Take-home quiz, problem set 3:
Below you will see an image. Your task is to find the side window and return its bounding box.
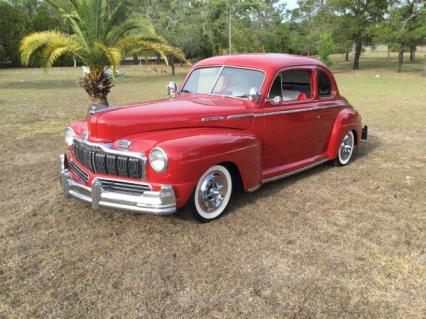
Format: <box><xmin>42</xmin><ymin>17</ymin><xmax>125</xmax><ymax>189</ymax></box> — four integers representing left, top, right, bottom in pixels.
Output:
<box><xmin>268</xmin><ymin>74</ymin><xmax>282</xmax><ymax>100</ymax></box>
<box><xmin>281</xmin><ymin>70</ymin><xmax>312</xmax><ymax>101</ymax></box>
<box><xmin>317</xmin><ymin>71</ymin><xmax>332</xmax><ymax>97</ymax></box>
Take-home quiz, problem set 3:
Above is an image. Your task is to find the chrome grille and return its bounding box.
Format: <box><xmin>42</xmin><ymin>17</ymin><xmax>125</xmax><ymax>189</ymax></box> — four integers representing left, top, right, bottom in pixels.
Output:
<box><xmin>69</xmin><ymin>161</ymin><xmax>89</xmax><ymax>184</ymax></box>
<box><xmin>98</xmin><ymin>179</ymin><xmax>151</xmax><ymax>195</ymax></box>
<box><xmin>72</xmin><ymin>140</ymin><xmax>144</xmax><ymax>179</ymax></box>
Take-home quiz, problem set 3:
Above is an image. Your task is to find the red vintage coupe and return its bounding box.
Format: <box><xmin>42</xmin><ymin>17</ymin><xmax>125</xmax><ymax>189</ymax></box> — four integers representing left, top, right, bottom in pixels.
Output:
<box><xmin>60</xmin><ymin>54</ymin><xmax>367</xmax><ymax>221</ymax></box>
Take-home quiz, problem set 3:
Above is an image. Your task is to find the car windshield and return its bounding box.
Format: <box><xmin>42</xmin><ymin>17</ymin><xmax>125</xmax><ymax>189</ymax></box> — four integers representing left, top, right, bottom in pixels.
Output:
<box><xmin>182</xmin><ymin>66</ymin><xmax>265</xmax><ymax>99</ymax></box>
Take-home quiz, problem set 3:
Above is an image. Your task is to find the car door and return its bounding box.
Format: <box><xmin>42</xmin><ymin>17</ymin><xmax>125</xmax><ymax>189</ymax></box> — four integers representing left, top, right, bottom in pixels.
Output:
<box><xmin>313</xmin><ymin>68</ymin><xmax>343</xmax><ymax>154</ymax></box>
<box><xmin>261</xmin><ymin>67</ymin><xmax>325</xmax><ymax>177</ymax></box>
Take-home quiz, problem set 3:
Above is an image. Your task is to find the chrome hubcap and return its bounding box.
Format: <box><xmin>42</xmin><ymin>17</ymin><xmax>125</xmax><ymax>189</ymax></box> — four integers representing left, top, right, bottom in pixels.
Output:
<box><xmin>197</xmin><ymin>171</ymin><xmax>228</xmax><ymax>213</ymax></box>
<box><xmin>339</xmin><ymin>132</ymin><xmax>354</xmax><ymax>163</ymax></box>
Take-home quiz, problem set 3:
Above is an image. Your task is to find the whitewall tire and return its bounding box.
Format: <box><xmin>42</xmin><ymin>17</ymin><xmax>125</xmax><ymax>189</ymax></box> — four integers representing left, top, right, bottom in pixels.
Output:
<box><xmin>192</xmin><ymin>165</ymin><xmax>233</xmax><ymax>221</ymax></box>
<box><xmin>336</xmin><ymin>131</ymin><xmax>355</xmax><ymax>166</ymax></box>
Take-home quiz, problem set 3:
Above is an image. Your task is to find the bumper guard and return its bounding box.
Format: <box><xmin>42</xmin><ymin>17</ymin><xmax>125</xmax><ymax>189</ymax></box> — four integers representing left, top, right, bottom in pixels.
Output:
<box><xmin>59</xmin><ymin>154</ymin><xmax>176</xmax><ymax>215</ymax></box>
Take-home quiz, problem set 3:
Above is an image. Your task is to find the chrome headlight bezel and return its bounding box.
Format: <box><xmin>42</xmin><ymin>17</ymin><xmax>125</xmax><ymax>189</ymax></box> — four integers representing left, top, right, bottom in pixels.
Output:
<box><xmin>64</xmin><ymin>127</ymin><xmax>76</xmax><ymax>147</ymax></box>
<box><xmin>149</xmin><ymin>147</ymin><xmax>168</xmax><ymax>173</ymax></box>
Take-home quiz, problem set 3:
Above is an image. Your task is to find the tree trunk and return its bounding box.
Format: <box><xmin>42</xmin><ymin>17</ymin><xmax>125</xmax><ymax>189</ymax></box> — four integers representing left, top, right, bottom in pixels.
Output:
<box><xmin>387</xmin><ymin>46</ymin><xmax>391</xmax><ymax>59</ymax></box>
<box><xmin>345</xmin><ymin>50</ymin><xmax>349</xmax><ymax>62</ymax></box>
<box><xmin>397</xmin><ymin>46</ymin><xmax>404</xmax><ymax>73</ymax></box>
<box><xmin>409</xmin><ymin>47</ymin><xmax>416</xmax><ymax>63</ymax></box>
<box><xmin>169</xmin><ymin>56</ymin><xmax>175</xmax><ymax>76</ymax></box>
<box><xmin>353</xmin><ymin>36</ymin><xmax>362</xmax><ymax>70</ymax></box>
<box><xmin>132</xmin><ymin>54</ymin><xmax>139</xmax><ymax>65</ymax></box>
<box><xmin>423</xmin><ymin>55</ymin><xmax>426</xmax><ymax>77</ymax></box>
<box><xmin>92</xmin><ymin>96</ymin><xmax>109</xmax><ymax>107</ymax></box>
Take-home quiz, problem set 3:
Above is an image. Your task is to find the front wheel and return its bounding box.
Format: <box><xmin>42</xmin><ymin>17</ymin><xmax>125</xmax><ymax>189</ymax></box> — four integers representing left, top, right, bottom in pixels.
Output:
<box><xmin>191</xmin><ymin>165</ymin><xmax>233</xmax><ymax>222</ymax></box>
<box><xmin>335</xmin><ymin>130</ymin><xmax>355</xmax><ymax>166</ymax></box>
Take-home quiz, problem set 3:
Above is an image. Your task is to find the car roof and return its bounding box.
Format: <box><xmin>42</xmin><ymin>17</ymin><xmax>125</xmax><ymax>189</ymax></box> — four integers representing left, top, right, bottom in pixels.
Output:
<box><xmin>193</xmin><ymin>53</ymin><xmax>326</xmax><ymax>72</ymax></box>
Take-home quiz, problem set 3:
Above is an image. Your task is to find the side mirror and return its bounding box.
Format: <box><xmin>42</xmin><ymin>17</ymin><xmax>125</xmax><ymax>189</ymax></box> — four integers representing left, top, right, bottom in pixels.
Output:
<box><xmin>248</xmin><ymin>87</ymin><xmax>260</xmax><ymax>102</ymax></box>
<box><xmin>167</xmin><ymin>81</ymin><xmax>178</xmax><ymax>98</ymax></box>
<box><xmin>270</xmin><ymin>96</ymin><xmax>283</xmax><ymax>106</ymax></box>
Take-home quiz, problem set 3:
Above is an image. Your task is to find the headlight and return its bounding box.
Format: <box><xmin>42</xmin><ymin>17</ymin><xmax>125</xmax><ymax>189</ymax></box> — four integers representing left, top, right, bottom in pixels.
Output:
<box><xmin>149</xmin><ymin>147</ymin><xmax>168</xmax><ymax>173</ymax></box>
<box><xmin>64</xmin><ymin>128</ymin><xmax>75</xmax><ymax>147</ymax></box>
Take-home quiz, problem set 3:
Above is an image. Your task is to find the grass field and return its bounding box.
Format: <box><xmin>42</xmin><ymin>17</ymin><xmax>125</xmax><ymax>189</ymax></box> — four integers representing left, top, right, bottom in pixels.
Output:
<box><xmin>0</xmin><ymin>52</ymin><xmax>425</xmax><ymax>318</ymax></box>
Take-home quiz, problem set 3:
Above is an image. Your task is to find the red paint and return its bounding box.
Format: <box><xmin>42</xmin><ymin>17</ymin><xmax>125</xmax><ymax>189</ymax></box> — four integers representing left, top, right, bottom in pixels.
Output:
<box><xmin>68</xmin><ymin>54</ymin><xmax>363</xmax><ymax>208</ymax></box>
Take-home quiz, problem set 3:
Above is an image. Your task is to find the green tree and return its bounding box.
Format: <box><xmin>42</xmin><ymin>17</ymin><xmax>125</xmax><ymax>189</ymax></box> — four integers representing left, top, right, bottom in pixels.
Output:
<box><xmin>20</xmin><ymin>0</ymin><xmax>186</xmax><ymax>108</ymax></box>
<box><xmin>0</xmin><ymin>1</ymin><xmax>26</xmax><ymax>66</ymax></box>
<box><xmin>330</xmin><ymin>0</ymin><xmax>388</xmax><ymax>69</ymax></box>
<box><xmin>376</xmin><ymin>0</ymin><xmax>425</xmax><ymax>72</ymax></box>
<box><xmin>317</xmin><ymin>31</ymin><xmax>335</xmax><ymax>66</ymax></box>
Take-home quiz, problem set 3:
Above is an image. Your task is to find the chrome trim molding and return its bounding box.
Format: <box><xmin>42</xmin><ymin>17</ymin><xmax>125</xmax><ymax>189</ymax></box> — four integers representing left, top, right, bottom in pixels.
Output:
<box><xmin>75</xmin><ymin>136</ymin><xmax>147</xmax><ymax>162</ymax></box>
<box><xmin>262</xmin><ymin>158</ymin><xmax>329</xmax><ymax>184</ymax></box>
<box><xmin>202</xmin><ymin>116</ymin><xmax>225</xmax><ymax>122</ymax></box>
<box><xmin>60</xmin><ymin>155</ymin><xmax>176</xmax><ymax>215</ymax></box>
<box><xmin>257</xmin><ymin>104</ymin><xmax>343</xmax><ymax>118</ymax></box>
<box><xmin>227</xmin><ymin>113</ymin><xmax>255</xmax><ymax>119</ymax></box>
<box><xmin>224</xmin><ymin>105</ymin><xmax>343</xmax><ymax>121</ymax></box>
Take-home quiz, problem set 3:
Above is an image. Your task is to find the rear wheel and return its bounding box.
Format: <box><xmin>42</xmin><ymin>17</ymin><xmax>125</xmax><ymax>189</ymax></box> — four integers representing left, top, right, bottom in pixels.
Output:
<box><xmin>191</xmin><ymin>165</ymin><xmax>233</xmax><ymax>222</ymax></box>
<box><xmin>335</xmin><ymin>131</ymin><xmax>355</xmax><ymax>166</ymax></box>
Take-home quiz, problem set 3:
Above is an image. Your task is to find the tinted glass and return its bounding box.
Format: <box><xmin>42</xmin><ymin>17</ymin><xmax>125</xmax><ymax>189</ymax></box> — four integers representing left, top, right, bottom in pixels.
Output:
<box><xmin>317</xmin><ymin>71</ymin><xmax>332</xmax><ymax>97</ymax></box>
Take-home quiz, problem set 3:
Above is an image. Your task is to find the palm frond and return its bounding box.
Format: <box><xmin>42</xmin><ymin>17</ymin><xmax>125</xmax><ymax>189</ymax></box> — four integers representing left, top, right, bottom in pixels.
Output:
<box><xmin>20</xmin><ymin>31</ymin><xmax>74</xmax><ymax>66</ymax></box>
<box><xmin>117</xmin><ymin>36</ymin><xmax>186</xmax><ymax>64</ymax></box>
<box><xmin>94</xmin><ymin>41</ymin><xmax>122</xmax><ymax>70</ymax></box>
<box><xmin>43</xmin><ymin>46</ymin><xmax>75</xmax><ymax>67</ymax></box>
<box><xmin>106</xmin><ymin>17</ymin><xmax>163</xmax><ymax>45</ymax></box>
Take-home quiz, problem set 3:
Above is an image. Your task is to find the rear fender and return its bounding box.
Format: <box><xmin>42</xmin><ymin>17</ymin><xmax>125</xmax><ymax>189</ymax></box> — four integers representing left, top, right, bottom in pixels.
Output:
<box><xmin>327</xmin><ymin>108</ymin><xmax>362</xmax><ymax>159</ymax></box>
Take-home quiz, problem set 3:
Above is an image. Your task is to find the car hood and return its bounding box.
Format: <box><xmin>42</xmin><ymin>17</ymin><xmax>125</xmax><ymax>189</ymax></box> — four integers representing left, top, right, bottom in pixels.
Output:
<box><xmin>88</xmin><ymin>95</ymin><xmax>255</xmax><ymax>141</ymax></box>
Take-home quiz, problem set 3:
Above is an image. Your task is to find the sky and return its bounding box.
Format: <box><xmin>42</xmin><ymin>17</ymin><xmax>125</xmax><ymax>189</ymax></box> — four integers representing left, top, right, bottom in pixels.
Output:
<box><xmin>282</xmin><ymin>0</ymin><xmax>299</xmax><ymax>10</ymax></box>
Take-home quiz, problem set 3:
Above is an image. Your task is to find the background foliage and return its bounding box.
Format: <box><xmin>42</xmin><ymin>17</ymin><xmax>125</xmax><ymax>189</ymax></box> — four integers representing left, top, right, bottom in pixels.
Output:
<box><xmin>0</xmin><ymin>0</ymin><xmax>425</xmax><ymax>72</ymax></box>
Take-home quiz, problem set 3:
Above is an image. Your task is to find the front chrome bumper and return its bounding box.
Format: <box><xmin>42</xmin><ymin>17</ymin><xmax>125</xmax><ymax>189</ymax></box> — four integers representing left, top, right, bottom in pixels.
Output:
<box><xmin>59</xmin><ymin>155</ymin><xmax>176</xmax><ymax>215</ymax></box>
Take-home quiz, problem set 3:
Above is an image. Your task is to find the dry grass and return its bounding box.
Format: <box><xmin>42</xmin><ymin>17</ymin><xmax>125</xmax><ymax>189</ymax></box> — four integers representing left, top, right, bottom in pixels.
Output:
<box><xmin>0</xmin><ymin>53</ymin><xmax>425</xmax><ymax>318</ymax></box>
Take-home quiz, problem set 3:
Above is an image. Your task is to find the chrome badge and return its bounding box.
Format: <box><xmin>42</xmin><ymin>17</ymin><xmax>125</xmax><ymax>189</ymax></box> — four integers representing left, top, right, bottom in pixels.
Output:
<box><xmin>116</xmin><ymin>139</ymin><xmax>132</xmax><ymax>149</ymax></box>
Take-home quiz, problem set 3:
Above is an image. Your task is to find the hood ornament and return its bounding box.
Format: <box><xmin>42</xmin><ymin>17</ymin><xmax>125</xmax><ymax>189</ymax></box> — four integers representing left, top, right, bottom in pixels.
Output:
<box><xmin>116</xmin><ymin>139</ymin><xmax>132</xmax><ymax>149</ymax></box>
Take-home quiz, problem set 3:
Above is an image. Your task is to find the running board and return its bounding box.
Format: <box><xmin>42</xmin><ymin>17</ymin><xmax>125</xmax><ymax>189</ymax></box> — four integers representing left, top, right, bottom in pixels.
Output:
<box><xmin>261</xmin><ymin>158</ymin><xmax>329</xmax><ymax>184</ymax></box>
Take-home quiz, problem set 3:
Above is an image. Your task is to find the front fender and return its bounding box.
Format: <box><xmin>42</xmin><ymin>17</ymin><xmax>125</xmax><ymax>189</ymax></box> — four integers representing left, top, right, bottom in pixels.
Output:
<box><xmin>127</xmin><ymin>128</ymin><xmax>261</xmax><ymax>207</ymax></box>
<box><xmin>327</xmin><ymin>108</ymin><xmax>362</xmax><ymax>159</ymax></box>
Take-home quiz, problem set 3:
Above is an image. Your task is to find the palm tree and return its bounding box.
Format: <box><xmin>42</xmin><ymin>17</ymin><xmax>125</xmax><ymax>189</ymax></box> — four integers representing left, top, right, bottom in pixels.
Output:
<box><xmin>20</xmin><ymin>0</ymin><xmax>186</xmax><ymax>108</ymax></box>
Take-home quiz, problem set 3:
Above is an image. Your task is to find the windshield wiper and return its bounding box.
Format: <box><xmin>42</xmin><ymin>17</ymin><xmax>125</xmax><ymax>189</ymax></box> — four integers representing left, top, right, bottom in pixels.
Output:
<box><xmin>180</xmin><ymin>89</ymin><xmax>192</xmax><ymax>93</ymax></box>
